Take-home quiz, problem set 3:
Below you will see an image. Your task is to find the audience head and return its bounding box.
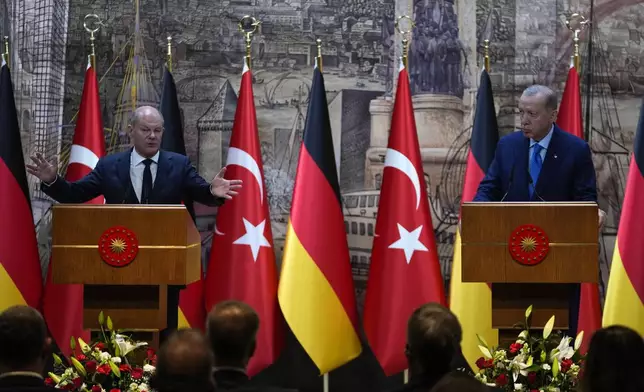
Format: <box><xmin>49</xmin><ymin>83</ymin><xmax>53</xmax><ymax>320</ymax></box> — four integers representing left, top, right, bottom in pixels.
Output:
<box><xmin>429</xmin><ymin>371</ymin><xmax>490</xmax><ymax>392</ymax></box>
<box><xmin>207</xmin><ymin>300</ymin><xmax>259</xmax><ymax>368</ymax></box>
<box><xmin>406</xmin><ymin>303</ymin><xmax>462</xmax><ymax>380</ymax></box>
<box><xmin>519</xmin><ymin>84</ymin><xmax>558</xmax><ymax>141</ymax></box>
<box><xmin>581</xmin><ymin>325</ymin><xmax>644</xmax><ymax>392</ymax></box>
<box><xmin>0</xmin><ymin>305</ymin><xmax>51</xmax><ymax>374</ymax></box>
<box><xmin>148</xmin><ymin>329</ymin><xmax>215</xmax><ymax>392</ymax></box>
<box><xmin>128</xmin><ymin>106</ymin><xmax>164</xmax><ymax>158</ymax></box>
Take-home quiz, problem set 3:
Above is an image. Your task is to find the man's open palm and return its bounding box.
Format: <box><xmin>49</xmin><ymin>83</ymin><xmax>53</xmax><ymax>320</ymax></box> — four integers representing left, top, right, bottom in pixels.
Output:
<box><xmin>26</xmin><ymin>153</ymin><xmax>58</xmax><ymax>183</ymax></box>
<box><xmin>210</xmin><ymin>167</ymin><xmax>242</xmax><ymax>200</ymax></box>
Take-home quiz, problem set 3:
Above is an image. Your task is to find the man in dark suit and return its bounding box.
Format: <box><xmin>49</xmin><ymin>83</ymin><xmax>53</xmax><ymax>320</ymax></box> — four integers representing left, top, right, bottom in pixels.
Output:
<box><xmin>474</xmin><ymin>85</ymin><xmax>599</xmax><ymax>204</ymax></box>
<box><xmin>26</xmin><ymin>106</ymin><xmax>243</xmax><ymax>336</ymax></box>
<box><xmin>473</xmin><ymin>85</ymin><xmax>604</xmax><ymax>334</ymax></box>
<box><xmin>0</xmin><ymin>306</ymin><xmax>54</xmax><ymax>392</ymax></box>
<box><xmin>206</xmin><ymin>301</ymin><xmax>295</xmax><ymax>392</ymax></box>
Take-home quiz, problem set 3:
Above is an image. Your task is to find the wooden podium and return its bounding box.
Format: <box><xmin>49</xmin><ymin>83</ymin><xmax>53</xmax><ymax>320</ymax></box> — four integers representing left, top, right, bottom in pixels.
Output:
<box><xmin>460</xmin><ymin>202</ymin><xmax>598</xmax><ymax>342</ymax></box>
<box><xmin>50</xmin><ymin>204</ymin><xmax>201</xmax><ymax>334</ymax></box>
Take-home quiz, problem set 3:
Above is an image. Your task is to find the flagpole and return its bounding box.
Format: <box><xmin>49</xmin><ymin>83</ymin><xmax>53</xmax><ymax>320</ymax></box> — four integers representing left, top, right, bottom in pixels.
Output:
<box><xmin>395</xmin><ymin>15</ymin><xmax>413</xmax><ymax>70</ymax></box>
<box><xmin>316</xmin><ymin>38</ymin><xmax>323</xmax><ymax>72</ymax></box>
<box><xmin>483</xmin><ymin>39</ymin><xmax>490</xmax><ymax>73</ymax></box>
<box><xmin>2</xmin><ymin>36</ymin><xmax>9</xmax><ymax>68</ymax></box>
<box><xmin>166</xmin><ymin>36</ymin><xmax>172</xmax><ymax>72</ymax></box>
<box><xmin>238</xmin><ymin>15</ymin><xmax>260</xmax><ymax>70</ymax></box>
<box><xmin>83</xmin><ymin>14</ymin><xmax>103</xmax><ymax>70</ymax></box>
<box><xmin>565</xmin><ymin>13</ymin><xmax>589</xmax><ymax>73</ymax></box>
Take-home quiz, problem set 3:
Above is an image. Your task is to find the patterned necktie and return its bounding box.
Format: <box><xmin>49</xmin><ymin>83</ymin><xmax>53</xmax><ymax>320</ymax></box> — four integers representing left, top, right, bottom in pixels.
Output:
<box><xmin>529</xmin><ymin>144</ymin><xmax>543</xmax><ymax>198</ymax></box>
<box><xmin>141</xmin><ymin>159</ymin><xmax>153</xmax><ymax>204</ymax></box>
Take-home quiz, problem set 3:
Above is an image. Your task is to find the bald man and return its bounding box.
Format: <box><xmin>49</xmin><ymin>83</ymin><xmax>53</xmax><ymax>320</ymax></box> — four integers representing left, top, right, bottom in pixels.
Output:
<box><xmin>28</xmin><ymin>106</ymin><xmax>242</xmax><ymax>204</ymax></box>
<box><xmin>27</xmin><ymin>106</ymin><xmax>243</xmax><ymax>336</ymax></box>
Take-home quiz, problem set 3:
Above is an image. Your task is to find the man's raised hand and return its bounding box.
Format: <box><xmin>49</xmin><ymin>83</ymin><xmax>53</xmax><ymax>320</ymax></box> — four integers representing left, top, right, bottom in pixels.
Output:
<box><xmin>26</xmin><ymin>152</ymin><xmax>58</xmax><ymax>183</ymax></box>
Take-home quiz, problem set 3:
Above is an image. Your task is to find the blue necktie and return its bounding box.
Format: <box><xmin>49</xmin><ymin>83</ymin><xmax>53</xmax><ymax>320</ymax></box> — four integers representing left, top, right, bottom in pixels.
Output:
<box><xmin>529</xmin><ymin>144</ymin><xmax>543</xmax><ymax>198</ymax></box>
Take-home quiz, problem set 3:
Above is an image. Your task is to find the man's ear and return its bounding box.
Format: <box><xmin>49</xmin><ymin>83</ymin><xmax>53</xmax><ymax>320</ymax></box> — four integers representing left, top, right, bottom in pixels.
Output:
<box><xmin>551</xmin><ymin>109</ymin><xmax>558</xmax><ymax>124</ymax></box>
<box><xmin>127</xmin><ymin>124</ymin><xmax>133</xmax><ymax>137</ymax></box>
<box><xmin>41</xmin><ymin>337</ymin><xmax>52</xmax><ymax>360</ymax></box>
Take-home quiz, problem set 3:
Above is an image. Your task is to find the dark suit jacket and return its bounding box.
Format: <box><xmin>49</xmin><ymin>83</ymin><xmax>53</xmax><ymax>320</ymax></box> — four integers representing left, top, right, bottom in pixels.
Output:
<box><xmin>0</xmin><ymin>374</ymin><xmax>55</xmax><ymax>392</ymax></box>
<box><xmin>213</xmin><ymin>369</ymin><xmax>297</xmax><ymax>392</ymax></box>
<box><xmin>474</xmin><ymin>125</ymin><xmax>597</xmax><ymax>202</ymax></box>
<box><xmin>41</xmin><ymin>148</ymin><xmax>224</xmax><ymax>206</ymax></box>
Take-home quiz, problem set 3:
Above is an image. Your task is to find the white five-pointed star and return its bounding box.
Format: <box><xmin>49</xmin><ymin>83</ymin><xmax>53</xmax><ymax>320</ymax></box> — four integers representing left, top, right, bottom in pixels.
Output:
<box><xmin>388</xmin><ymin>223</ymin><xmax>428</xmax><ymax>264</ymax></box>
<box><xmin>233</xmin><ymin>218</ymin><xmax>271</xmax><ymax>262</ymax></box>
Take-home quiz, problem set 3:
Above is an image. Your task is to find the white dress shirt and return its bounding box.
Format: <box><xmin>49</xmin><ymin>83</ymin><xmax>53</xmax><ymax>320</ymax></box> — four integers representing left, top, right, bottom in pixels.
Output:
<box><xmin>131</xmin><ymin>149</ymin><xmax>159</xmax><ymax>202</ymax></box>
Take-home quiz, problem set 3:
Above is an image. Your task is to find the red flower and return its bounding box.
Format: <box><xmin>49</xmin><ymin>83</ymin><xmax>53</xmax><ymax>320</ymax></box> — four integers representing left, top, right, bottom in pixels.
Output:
<box><xmin>561</xmin><ymin>358</ymin><xmax>574</xmax><ymax>373</ymax></box>
<box><xmin>527</xmin><ymin>371</ymin><xmax>537</xmax><ymax>384</ymax></box>
<box><xmin>91</xmin><ymin>386</ymin><xmax>102</xmax><ymax>392</ymax></box>
<box><xmin>85</xmin><ymin>360</ymin><xmax>97</xmax><ymax>373</ymax></box>
<box><xmin>95</xmin><ymin>343</ymin><xmax>105</xmax><ymax>350</ymax></box>
<box><xmin>61</xmin><ymin>384</ymin><xmax>75</xmax><ymax>391</ymax></box>
<box><xmin>510</xmin><ymin>342</ymin><xmax>523</xmax><ymax>354</ymax></box>
<box><xmin>76</xmin><ymin>354</ymin><xmax>87</xmax><ymax>361</ymax></box>
<box><xmin>119</xmin><ymin>364</ymin><xmax>132</xmax><ymax>373</ymax></box>
<box><xmin>475</xmin><ymin>357</ymin><xmax>494</xmax><ymax>369</ymax></box>
<box><xmin>495</xmin><ymin>374</ymin><xmax>509</xmax><ymax>386</ymax></box>
<box><xmin>475</xmin><ymin>357</ymin><xmax>486</xmax><ymax>369</ymax></box>
<box><xmin>44</xmin><ymin>378</ymin><xmax>55</xmax><ymax>386</ymax></box>
<box><xmin>110</xmin><ymin>389</ymin><xmax>121</xmax><ymax>392</ymax></box>
<box><xmin>150</xmin><ymin>354</ymin><xmax>157</xmax><ymax>366</ymax></box>
<box><xmin>97</xmin><ymin>363</ymin><xmax>112</xmax><ymax>375</ymax></box>
<box><xmin>72</xmin><ymin>377</ymin><xmax>82</xmax><ymax>388</ymax></box>
<box><xmin>146</xmin><ymin>348</ymin><xmax>155</xmax><ymax>359</ymax></box>
<box><xmin>131</xmin><ymin>367</ymin><xmax>144</xmax><ymax>379</ymax></box>
<box><xmin>531</xmin><ymin>390</ymin><xmax>540</xmax><ymax>392</ymax></box>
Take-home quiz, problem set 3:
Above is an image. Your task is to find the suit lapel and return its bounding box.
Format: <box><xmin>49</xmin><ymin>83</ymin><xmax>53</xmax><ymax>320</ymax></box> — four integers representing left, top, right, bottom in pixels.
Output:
<box><xmin>535</xmin><ymin>126</ymin><xmax>560</xmax><ymax>198</ymax></box>
<box><xmin>116</xmin><ymin>149</ymin><xmax>138</xmax><ymax>204</ymax></box>
<box><xmin>151</xmin><ymin>150</ymin><xmax>172</xmax><ymax>202</ymax></box>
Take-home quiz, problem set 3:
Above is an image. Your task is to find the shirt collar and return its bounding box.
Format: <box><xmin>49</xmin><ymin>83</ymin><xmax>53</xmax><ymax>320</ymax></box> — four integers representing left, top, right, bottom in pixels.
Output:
<box><xmin>131</xmin><ymin>148</ymin><xmax>160</xmax><ymax>166</ymax></box>
<box><xmin>530</xmin><ymin>124</ymin><xmax>554</xmax><ymax>150</ymax></box>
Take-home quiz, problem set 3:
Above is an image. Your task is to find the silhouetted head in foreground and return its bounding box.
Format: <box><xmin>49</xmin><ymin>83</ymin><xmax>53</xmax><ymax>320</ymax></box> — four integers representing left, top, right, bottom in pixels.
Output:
<box><xmin>207</xmin><ymin>300</ymin><xmax>259</xmax><ymax>369</ymax></box>
<box><xmin>149</xmin><ymin>329</ymin><xmax>215</xmax><ymax>392</ymax></box>
<box><xmin>0</xmin><ymin>305</ymin><xmax>51</xmax><ymax>375</ymax></box>
<box><xmin>406</xmin><ymin>303</ymin><xmax>463</xmax><ymax>381</ymax></box>
<box><xmin>581</xmin><ymin>325</ymin><xmax>644</xmax><ymax>392</ymax></box>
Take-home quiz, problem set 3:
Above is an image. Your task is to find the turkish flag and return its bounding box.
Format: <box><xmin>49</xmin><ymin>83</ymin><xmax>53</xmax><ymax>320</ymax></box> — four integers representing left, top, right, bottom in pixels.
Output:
<box><xmin>556</xmin><ymin>64</ymin><xmax>601</xmax><ymax>354</ymax></box>
<box><xmin>363</xmin><ymin>65</ymin><xmax>446</xmax><ymax>376</ymax></box>
<box><xmin>43</xmin><ymin>60</ymin><xmax>104</xmax><ymax>355</ymax></box>
<box><xmin>204</xmin><ymin>61</ymin><xmax>283</xmax><ymax>375</ymax></box>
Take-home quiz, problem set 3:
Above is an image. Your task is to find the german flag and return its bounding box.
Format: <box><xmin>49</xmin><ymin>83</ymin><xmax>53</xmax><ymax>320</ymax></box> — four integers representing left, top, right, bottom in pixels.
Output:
<box><xmin>278</xmin><ymin>63</ymin><xmax>361</xmax><ymax>374</ymax></box>
<box><xmin>449</xmin><ymin>69</ymin><xmax>499</xmax><ymax>369</ymax></box>
<box><xmin>0</xmin><ymin>58</ymin><xmax>43</xmax><ymax>312</ymax></box>
<box><xmin>602</xmin><ymin>97</ymin><xmax>644</xmax><ymax>335</ymax></box>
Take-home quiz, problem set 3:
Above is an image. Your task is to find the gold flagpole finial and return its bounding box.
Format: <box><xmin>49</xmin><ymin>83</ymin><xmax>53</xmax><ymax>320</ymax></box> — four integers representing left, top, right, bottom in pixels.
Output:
<box><xmin>2</xmin><ymin>36</ymin><xmax>9</xmax><ymax>67</ymax></box>
<box><xmin>395</xmin><ymin>15</ymin><xmax>414</xmax><ymax>70</ymax></box>
<box><xmin>83</xmin><ymin>14</ymin><xmax>104</xmax><ymax>70</ymax></box>
<box><xmin>167</xmin><ymin>36</ymin><xmax>173</xmax><ymax>72</ymax></box>
<box><xmin>566</xmin><ymin>13</ymin><xmax>589</xmax><ymax>72</ymax></box>
<box><xmin>483</xmin><ymin>39</ymin><xmax>490</xmax><ymax>72</ymax></box>
<box><xmin>316</xmin><ymin>38</ymin><xmax>323</xmax><ymax>72</ymax></box>
<box><xmin>238</xmin><ymin>15</ymin><xmax>260</xmax><ymax>69</ymax></box>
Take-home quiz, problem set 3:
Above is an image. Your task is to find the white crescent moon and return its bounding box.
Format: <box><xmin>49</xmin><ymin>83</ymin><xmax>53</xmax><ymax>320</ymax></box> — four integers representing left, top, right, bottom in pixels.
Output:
<box><xmin>69</xmin><ymin>144</ymin><xmax>100</xmax><ymax>170</ymax></box>
<box><xmin>225</xmin><ymin>147</ymin><xmax>264</xmax><ymax>204</ymax></box>
<box><xmin>384</xmin><ymin>148</ymin><xmax>421</xmax><ymax>210</ymax></box>
<box><xmin>214</xmin><ymin>224</ymin><xmax>225</xmax><ymax>235</ymax></box>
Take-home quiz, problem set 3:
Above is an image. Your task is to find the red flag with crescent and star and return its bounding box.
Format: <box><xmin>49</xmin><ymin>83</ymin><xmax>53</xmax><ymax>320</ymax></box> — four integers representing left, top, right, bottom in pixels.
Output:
<box><xmin>204</xmin><ymin>60</ymin><xmax>283</xmax><ymax>376</ymax></box>
<box><xmin>363</xmin><ymin>64</ymin><xmax>446</xmax><ymax>376</ymax></box>
<box><xmin>43</xmin><ymin>60</ymin><xmax>104</xmax><ymax>355</ymax></box>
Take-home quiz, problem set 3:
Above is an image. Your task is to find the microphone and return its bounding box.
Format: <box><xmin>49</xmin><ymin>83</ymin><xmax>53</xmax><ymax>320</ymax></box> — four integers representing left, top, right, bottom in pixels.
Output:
<box><xmin>121</xmin><ymin>181</ymin><xmax>133</xmax><ymax>204</ymax></box>
<box><xmin>527</xmin><ymin>170</ymin><xmax>546</xmax><ymax>202</ymax></box>
<box><xmin>500</xmin><ymin>162</ymin><xmax>516</xmax><ymax>202</ymax></box>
